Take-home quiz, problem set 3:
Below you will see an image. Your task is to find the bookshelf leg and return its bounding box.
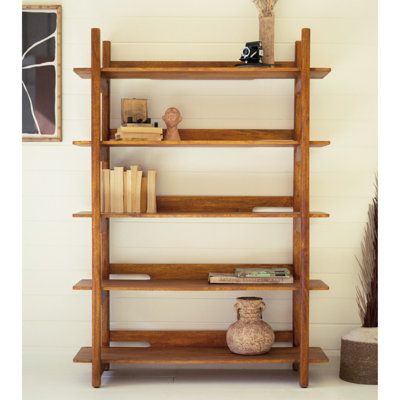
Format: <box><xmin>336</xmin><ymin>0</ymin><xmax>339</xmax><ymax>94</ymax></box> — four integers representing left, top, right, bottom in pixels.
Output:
<box><xmin>91</xmin><ymin>27</ymin><xmax>102</xmax><ymax>389</ymax></box>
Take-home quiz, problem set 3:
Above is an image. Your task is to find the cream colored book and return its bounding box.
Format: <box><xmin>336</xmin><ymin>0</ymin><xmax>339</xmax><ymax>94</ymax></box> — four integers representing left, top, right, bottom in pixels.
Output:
<box><xmin>140</xmin><ymin>176</ymin><xmax>148</xmax><ymax>213</ymax></box>
<box><xmin>123</xmin><ymin>170</ymin><xmax>132</xmax><ymax>212</ymax></box>
<box><xmin>102</xmin><ymin>169</ymin><xmax>110</xmax><ymax>212</ymax></box>
<box><xmin>147</xmin><ymin>170</ymin><xmax>157</xmax><ymax>213</ymax></box>
<box><xmin>132</xmin><ymin>170</ymin><xmax>143</xmax><ymax>213</ymax></box>
<box><xmin>114</xmin><ymin>167</ymin><xmax>124</xmax><ymax>213</ymax></box>
<box><xmin>130</xmin><ymin>165</ymin><xmax>139</xmax><ymax>212</ymax></box>
<box><xmin>119</xmin><ymin>126</ymin><xmax>162</xmax><ymax>134</ymax></box>
<box><xmin>109</xmin><ymin>169</ymin><xmax>116</xmax><ymax>212</ymax></box>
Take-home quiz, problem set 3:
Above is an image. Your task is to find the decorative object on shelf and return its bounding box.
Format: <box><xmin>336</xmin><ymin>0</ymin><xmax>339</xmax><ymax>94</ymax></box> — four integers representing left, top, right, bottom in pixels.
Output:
<box><xmin>251</xmin><ymin>0</ymin><xmax>280</xmax><ymax>65</ymax></box>
<box><xmin>22</xmin><ymin>4</ymin><xmax>62</xmax><ymax>142</ymax></box>
<box><xmin>239</xmin><ymin>41</ymin><xmax>264</xmax><ymax>65</ymax></box>
<box><xmin>209</xmin><ymin>267</ymin><xmax>293</xmax><ymax>284</ymax></box>
<box><xmin>340</xmin><ymin>181</ymin><xmax>377</xmax><ymax>385</ymax></box>
<box><xmin>115</xmin><ymin>125</ymin><xmax>163</xmax><ymax>141</ymax></box>
<box><xmin>121</xmin><ymin>98</ymin><xmax>148</xmax><ymax>124</ymax></box>
<box><xmin>101</xmin><ymin>165</ymin><xmax>157</xmax><ymax>214</ymax></box>
<box><xmin>162</xmin><ymin>107</ymin><xmax>182</xmax><ymax>140</ymax></box>
<box><xmin>226</xmin><ymin>297</ymin><xmax>275</xmax><ymax>355</ymax></box>
<box><xmin>209</xmin><ymin>273</ymin><xmax>292</xmax><ymax>284</ymax></box>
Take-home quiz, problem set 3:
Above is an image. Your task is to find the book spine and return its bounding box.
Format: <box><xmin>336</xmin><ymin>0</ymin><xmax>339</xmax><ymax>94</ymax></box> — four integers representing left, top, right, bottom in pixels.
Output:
<box><xmin>124</xmin><ymin>170</ymin><xmax>132</xmax><ymax>212</ymax></box>
<box><xmin>147</xmin><ymin>170</ymin><xmax>157</xmax><ymax>213</ymax></box>
<box><xmin>132</xmin><ymin>170</ymin><xmax>143</xmax><ymax>213</ymax></box>
<box><xmin>114</xmin><ymin>167</ymin><xmax>124</xmax><ymax>213</ymax></box>
<box><xmin>102</xmin><ymin>169</ymin><xmax>110</xmax><ymax>213</ymax></box>
<box><xmin>209</xmin><ymin>276</ymin><xmax>294</xmax><ymax>284</ymax></box>
<box><xmin>109</xmin><ymin>169</ymin><xmax>115</xmax><ymax>212</ymax></box>
<box><xmin>140</xmin><ymin>176</ymin><xmax>148</xmax><ymax>213</ymax></box>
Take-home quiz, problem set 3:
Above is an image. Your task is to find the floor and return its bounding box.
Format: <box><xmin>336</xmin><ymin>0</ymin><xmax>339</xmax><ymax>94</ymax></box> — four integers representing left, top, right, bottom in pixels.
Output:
<box><xmin>23</xmin><ymin>351</ymin><xmax>377</xmax><ymax>400</ymax></box>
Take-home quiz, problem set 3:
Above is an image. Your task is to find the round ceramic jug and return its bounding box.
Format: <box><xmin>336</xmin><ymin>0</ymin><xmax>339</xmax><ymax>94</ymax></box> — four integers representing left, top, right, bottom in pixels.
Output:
<box><xmin>226</xmin><ymin>297</ymin><xmax>275</xmax><ymax>355</ymax></box>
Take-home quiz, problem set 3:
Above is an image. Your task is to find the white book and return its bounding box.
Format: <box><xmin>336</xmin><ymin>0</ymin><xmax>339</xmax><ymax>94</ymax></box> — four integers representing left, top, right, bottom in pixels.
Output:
<box><xmin>132</xmin><ymin>170</ymin><xmax>143</xmax><ymax>213</ymax></box>
<box><xmin>147</xmin><ymin>170</ymin><xmax>157</xmax><ymax>213</ymax></box>
<box><xmin>102</xmin><ymin>169</ymin><xmax>110</xmax><ymax>212</ymax></box>
<box><xmin>130</xmin><ymin>165</ymin><xmax>140</xmax><ymax>212</ymax></box>
<box><xmin>124</xmin><ymin>170</ymin><xmax>132</xmax><ymax>212</ymax></box>
<box><xmin>114</xmin><ymin>167</ymin><xmax>124</xmax><ymax>213</ymax></box>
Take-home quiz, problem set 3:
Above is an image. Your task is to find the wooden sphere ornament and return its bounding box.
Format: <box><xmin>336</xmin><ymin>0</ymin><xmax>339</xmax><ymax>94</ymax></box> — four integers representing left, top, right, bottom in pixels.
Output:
<box><xmin>162</xmin><ymin>107</ymin><xmax>182</xmax><ymax>141</ymax></box>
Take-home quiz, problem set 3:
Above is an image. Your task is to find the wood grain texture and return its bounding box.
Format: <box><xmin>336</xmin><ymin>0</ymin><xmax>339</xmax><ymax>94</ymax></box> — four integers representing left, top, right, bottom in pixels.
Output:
<box><xmin>72</xmin><ymin>278</ymin><xmax>329</xmax><ymax>292</ymax></box>
<box><xmin>73</xmin><ymin>63</ymin><xmax>331</xmax><ymax>80</ymax></box>
<box><xmin>73</xmin><ymin>210</ymin><xmax>329</xmax><ymax>218</ymax></box>
<box><xmin>109</xmin><ymin>330</ymin><xmax>293</xmax><ymax>346</ymax></box>
<box><xmin>73</xmin><ymin>346</ymin><xmax>329</xmax><ymax>364</ymax></box>
<box><xmin>100</xmin><ymin>40</ymin><xmax>111</xmax><ymax>373</ymax></box>
<box><xmin>73</xmin><ymin>139</ymin><xmax>330</xmax><ymax>147</ymax></box>
<box><xmin>299</xmin><ymin>28</ymin><xmax>311</xmax><ymax>388</ymax></box>
<box><xmin>292</xmin><ymin>39</ymin><xmax>302</xmax><ymax>373</ymax></box>
<box><xmin>110</xmin><ymin>263</ymin><xmax>294</xmax><ymax>278</ymax></box>
<box><xmin>73</xmin><ymin>128</ymin><xmax>330</xmax><ymax>147</ymax></box>
<box><xmin>90</xmin><ymin>28</ymin><xmax>102</xmax><ymax>388</ymax></box>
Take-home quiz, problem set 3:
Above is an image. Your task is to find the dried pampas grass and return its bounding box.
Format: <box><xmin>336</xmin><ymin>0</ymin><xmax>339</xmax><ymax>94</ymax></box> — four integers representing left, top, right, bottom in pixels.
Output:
<box><xmin>252</xmin><ymin>0</ymin><xmax>279</xmax><ymax>16</ymax></box>
<box><xmin>356</xmin><ymin>179</ymin><xmax>378</xmax><ymax>328</ymax></box>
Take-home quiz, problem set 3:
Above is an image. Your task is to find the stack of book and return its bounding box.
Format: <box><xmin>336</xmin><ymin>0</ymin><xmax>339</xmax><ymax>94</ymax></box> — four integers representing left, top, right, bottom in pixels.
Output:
<box><xmin>101</xmin><ymin>165</ymin><xmax>157</xmax><ymax>213</ymax></box>
<box><xmin>208</xmin><ymin>267</ymin><xmax>293</xmax><ymax>284</ymax></box>
<box><xmin>115</xmin><ymin>125</ymin><xmax>163</xmax><ymax>141</ymax></box>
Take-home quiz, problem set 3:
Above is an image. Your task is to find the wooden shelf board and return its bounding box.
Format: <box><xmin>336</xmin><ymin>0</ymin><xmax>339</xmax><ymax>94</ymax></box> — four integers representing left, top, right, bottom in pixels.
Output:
<box><xmin>73</xmin><ymin>139</ymin><xmax>330</xmax><ymax>148</ymax></box>
<box><xmin>73</xmin><ymin>346</ymin><xmax>329</xmax><ymax>364</ymax></box>
<box><xmin>73</xmin><ymin>211</ymin><xmax>329</xmax><ymax>218</ymax></box>
<box><xmin>73</xmin><ymin>62</ymin><xmax>330</xmax><ymax>80</ymax></box>
<box><xmin>72</xmin><ymin>278</ymin><xmax>329</xmax><ymax>291</ymax></box>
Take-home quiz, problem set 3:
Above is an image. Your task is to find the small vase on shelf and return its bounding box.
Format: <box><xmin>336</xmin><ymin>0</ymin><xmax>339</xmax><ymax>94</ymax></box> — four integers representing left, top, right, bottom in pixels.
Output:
<box><xmin>226</xmin><ymin>297</ymin><xmax>275</xmax><ymax>355</ymax></box>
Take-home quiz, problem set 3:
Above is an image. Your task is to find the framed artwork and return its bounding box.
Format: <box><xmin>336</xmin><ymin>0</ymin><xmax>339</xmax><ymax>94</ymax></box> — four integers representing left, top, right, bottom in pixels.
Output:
<box><xmin>22</xmin><ymin>5</ymin><xmax>62</xmax><ymax>142</ymax></box>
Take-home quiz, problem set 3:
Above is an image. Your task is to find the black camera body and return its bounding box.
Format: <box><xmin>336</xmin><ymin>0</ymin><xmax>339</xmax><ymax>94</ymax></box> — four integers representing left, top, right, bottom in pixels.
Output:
<box><xmin>239</xmin><ymin>41</ymin><xmax>263</xmax><ymax>64</ymax></box>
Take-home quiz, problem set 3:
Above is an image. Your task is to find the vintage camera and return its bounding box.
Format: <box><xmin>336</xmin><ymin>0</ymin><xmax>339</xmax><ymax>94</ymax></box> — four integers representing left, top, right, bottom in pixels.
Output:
<box><xmin>239</xmin><ymin>41</ymin><xmax>263</xmax><ymax>64</ymax></box>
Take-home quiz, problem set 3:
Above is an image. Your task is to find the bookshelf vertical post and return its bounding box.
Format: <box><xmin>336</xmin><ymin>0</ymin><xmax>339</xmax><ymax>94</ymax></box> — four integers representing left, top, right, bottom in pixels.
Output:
<box><xmin>90</xmin><ymin>28</ymin><xmax>102</xmax><ymax>388</ymax></box>
<box><xmin>292</xmin><ymin>39</ymin><xmax>302</xmax><ymax>373</ymax></box>
<box><xmin>100</xmin><ymin>40</ymin><xmax>111</xmax><ymax>373</ymax></box>
<box><xmin>299</xmin><ymin>28</ymin><xmax>311</xmax><ymax>388</ymax></box>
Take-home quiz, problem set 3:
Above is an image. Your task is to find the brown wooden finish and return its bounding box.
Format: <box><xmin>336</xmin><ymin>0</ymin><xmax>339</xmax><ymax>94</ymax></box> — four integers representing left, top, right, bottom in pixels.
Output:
<box><xmin>73</xmin><ymin>278</ymin><xmax>329</xmax><ymax>292</ymax></box>
<box><xmin>292</xmin><ymin>40</ymin><xmax>302</xmax><ymax>373</ymax></box>
<box><xmin>73</xmin><ymin>210</ymin><xmax>329</xmax><ymax>219</ymax></box>
<box><xmin>73</xmin><ymin>139</ymin><xmax>330</xmax><ymax>148</ymax></box>
<box><xmin>110</xmin><ymin>263</ymin><xmax>294</xmax><ymax>278</ymax></box>
<box><xmin>298</xmin><ymin>28</ymin><xmax>311</xmax><ymax>388</ymax></box>
<box><xmin>100</xmin><ymin>40</ymin><xmax>111</xmax><ymax>373</ymax></box>
<box><xmin>90</xmin><ymin>28</ymin><xmax>102</xmax><ymax>388</ymax></box>
<box><xmin>73</xmin><ymin>346</ymin><xmax>329</xmax><ymax>365</ymax></box>
<box><xmin>109</xmin><ymin>330</ymin><xmax>293</xmax><ymax>346</ymax></box>
<box><xmin>73</xmin><ymin>64</ymin><xmax>331</xmax><ymax>80</ymax></box>
<box><xmin>72</xmin><ymin>27</ymin><xmax>330</xmax><ymax>388</ymax></box>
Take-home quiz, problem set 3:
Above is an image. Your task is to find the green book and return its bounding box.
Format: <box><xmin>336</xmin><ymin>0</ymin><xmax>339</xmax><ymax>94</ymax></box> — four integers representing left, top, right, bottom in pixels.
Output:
<box><xmin>235</xmin><ymin>267</ymin><xmax>291</xmax><ymax>278</ymax></box>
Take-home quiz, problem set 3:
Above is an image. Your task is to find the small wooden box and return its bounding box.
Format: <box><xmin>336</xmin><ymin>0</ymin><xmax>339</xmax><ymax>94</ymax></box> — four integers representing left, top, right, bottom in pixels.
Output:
<box><xmin>121</xmin><ymin>98</ymin><xmax>148</xmax><ymax>123</ymax></box>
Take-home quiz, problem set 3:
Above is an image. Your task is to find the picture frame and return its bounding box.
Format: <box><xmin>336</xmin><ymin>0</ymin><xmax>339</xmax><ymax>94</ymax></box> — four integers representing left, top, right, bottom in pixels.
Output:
<box><xmin>22</xmin><ymin>4</ymin><xmax>62</xmax><ymax>142</ymax></box>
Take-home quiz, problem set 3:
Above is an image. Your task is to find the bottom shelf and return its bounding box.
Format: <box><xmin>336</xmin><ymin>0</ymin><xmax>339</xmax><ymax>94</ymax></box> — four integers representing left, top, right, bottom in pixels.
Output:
<box><xmin>73</xmin><ymin>346</ymin><xmax>329</xmax><ymax>365</ymax></box>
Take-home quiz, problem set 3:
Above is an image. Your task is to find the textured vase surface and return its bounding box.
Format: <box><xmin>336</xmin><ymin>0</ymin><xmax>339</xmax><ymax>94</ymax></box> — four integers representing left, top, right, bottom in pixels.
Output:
<box><xmin>226</xmin><ymin>297</ymin><xmax>275</xmax><ymax>355</ymax></box>
<box><xmin>259</xmin><ymin>15</ymin><xmax>275</xmax><ymax>65</ymax></box>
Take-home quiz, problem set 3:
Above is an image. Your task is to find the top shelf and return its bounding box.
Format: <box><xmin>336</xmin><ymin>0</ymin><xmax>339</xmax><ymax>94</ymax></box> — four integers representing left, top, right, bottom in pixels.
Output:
<box><xmin>73</xmin><ymin>61</ymin><xmax>331</xmax><ymax>80</ymax></box>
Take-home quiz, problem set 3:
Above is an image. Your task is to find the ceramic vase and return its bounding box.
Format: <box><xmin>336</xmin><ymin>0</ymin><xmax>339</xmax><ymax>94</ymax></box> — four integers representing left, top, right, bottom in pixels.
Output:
<box><xmin>226</xmin><ymin>297</ymin><xmax>275</xmax><ymax>355</ymax></box>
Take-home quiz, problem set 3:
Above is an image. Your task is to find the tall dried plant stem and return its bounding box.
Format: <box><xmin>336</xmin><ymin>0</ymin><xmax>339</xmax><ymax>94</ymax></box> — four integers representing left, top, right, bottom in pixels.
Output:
<box><xmin>356</xmin><ymin>182</ymin><xmax>378</xmax><ymax>327</ymax></box>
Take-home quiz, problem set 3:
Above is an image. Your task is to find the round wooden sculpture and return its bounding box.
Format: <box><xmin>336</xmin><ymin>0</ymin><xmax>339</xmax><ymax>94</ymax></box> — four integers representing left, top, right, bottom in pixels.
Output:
<box><xmin>340</xmin><ymin>327</ymin><xmax>378</xmax><ymax>385</ymax></box>
<box><xmin>226</xmin><ymin>297</ymin><xmax>275</xmax><ymax>355</ymax></box>
<box><xmin>162</xmin><ymin>107</ymin><xmax>182</xmax><ymax>140</ymax></box>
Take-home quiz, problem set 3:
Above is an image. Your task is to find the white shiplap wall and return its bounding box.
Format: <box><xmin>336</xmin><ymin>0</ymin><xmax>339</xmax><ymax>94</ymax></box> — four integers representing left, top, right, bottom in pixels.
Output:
<box><xmin>22</xmin><ymin>0</ymin><xmax>377</xmax><ymax>354</ymax></box>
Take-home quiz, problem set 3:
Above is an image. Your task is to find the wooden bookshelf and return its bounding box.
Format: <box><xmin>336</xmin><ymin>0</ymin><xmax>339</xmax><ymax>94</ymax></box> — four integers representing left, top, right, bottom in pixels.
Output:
<box><xmin>72</xmin><ymin>27</ymin><xmax>331</xmax><ymax>388</ymax></box>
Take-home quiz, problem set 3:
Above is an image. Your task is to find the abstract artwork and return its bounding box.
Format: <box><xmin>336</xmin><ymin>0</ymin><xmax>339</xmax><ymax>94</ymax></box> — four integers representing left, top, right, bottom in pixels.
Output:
<box><xmin>22</xmin><ymin>5</ymin><xmax>62</xmax><ymax>142</ymax></box>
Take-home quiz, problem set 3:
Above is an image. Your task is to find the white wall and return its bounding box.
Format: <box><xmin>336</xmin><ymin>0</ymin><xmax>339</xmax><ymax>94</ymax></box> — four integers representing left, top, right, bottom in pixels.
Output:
<box><xmin>22</xmin><ymin>0</ymin><xmax>377</xmax><ymax>355</ymax></box>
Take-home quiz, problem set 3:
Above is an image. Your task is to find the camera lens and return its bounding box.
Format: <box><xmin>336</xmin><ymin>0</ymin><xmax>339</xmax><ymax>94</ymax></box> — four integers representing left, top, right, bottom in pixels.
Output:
<box><xmin>242</xmin><ymin>47</ymin><xmax>250</xmax><ymax>56</ymax></box>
